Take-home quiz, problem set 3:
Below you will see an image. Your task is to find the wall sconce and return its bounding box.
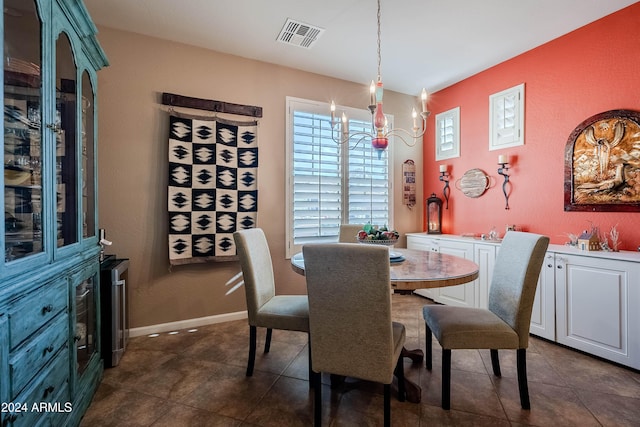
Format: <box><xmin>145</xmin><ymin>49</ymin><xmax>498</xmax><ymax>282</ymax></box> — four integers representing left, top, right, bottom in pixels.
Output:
<box><xmin>497</xmin><ymin>154</ymin><xmax>511</xmax><ymax>210</ymax></box>
<box><xmin>426</xmin><ymin>193</ymin><xmax>443</xmax><ymax>234</ymax></box>
<box><xmin>438</xmin><ymin>164</ymin><xmax>450</xmax><ymax>209</ymax></box>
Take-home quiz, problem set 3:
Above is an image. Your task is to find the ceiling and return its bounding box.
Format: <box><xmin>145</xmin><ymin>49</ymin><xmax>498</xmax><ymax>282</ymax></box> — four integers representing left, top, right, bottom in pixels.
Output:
<box><xmin>83</xmin><ymin>0</ymin><xmax>637</xmax><ymax>96</ymax></box>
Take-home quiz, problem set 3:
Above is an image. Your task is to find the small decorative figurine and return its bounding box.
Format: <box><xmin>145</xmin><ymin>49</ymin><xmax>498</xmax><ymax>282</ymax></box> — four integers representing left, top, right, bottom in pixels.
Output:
<box><xmin>565</xmin><ymin>233</ymin><xmax>578</xmax><ymax>247</ymax></box>
<box><xmin>577</xmin><ymin>228</ymin><xmax>600</xmax><ymax>251</ymax></box>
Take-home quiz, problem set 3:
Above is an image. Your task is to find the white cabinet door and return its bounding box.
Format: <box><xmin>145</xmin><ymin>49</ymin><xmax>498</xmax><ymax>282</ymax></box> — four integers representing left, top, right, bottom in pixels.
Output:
<box><xmin>473</xmin><ymin>243</ymin><xmax>496</xmax><ymax>309</ymax></box>
<box><xmin>529</xmin><ymin>252</ymin><xmax>556</xmax><ymax>340</ymax></box>
<box><xmin>406</xmin><ymin>234</ymin><xmax>439</xmax><ymax>299</ymax></box>
<box><xmin>435</xmin><ymin>240</ymin><xmax>475</xmax><ymax>307</ymax></box>
<box><xmin>555</xmin><ymin>254</ymin><xmax>640</xmax><ymax>369</ymax></box>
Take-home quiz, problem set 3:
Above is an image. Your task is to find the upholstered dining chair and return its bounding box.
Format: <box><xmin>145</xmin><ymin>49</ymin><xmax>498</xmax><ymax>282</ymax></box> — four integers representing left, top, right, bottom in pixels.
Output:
<box><xmin>422</xmin><ymin>231</ymin><xmax>549</xmax><ymax>410</ymax></box>
<box><xmin>233</xmin><ymin>228</ymin><xmax>309</xmax><ymax>377</ymax></box>
<box><xmin>303</xmin><ymin>243</ymin><xmax>406</xmax><ymax>427</ymax></box>
<box><xmin>338</xmin><ymin>224</ymin><xmax>364</xmax><ymax>243</ymax></box>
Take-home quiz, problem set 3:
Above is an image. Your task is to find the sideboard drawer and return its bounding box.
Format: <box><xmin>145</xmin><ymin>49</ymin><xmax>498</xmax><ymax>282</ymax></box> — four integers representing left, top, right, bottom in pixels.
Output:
<box><xmin>8</xmin><ymin>280</ymin><xmax>68</xmax><ymax>350</ymax></box>
<box><xmin>9</xmin><ymin>313</ymin><xmax>69</xmax><ymax>400</ymax></box>
<box><xmin>7</xmin><ymin>349</ymin><xmax>70</xmax><ymax>427</ymax></box>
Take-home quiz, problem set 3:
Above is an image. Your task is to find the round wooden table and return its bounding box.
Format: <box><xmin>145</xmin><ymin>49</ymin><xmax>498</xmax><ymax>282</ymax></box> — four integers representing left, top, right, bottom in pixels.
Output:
<box><xmin>290</xmin><ymin>247</ymin><xmax>480</xmax><ymax>403</ymax></box>
<box><xmin>291</xmin><ymin>248</ymin><xmax>479</xmax><ymax>290</ymax></box>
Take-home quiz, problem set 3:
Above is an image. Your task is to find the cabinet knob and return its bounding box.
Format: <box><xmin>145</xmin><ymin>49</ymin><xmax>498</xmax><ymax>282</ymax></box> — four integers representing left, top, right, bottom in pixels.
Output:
<box><xmin>557</xmin><ymin>265</ymin><xmax>563</xmax><ymax>269</ymax></box>
<box><xmin>547</xmin><ymin>264</ymin><xmax>553</xmax><ymax>268</ymax></box>
<box><xmin>42</xmin><ymin>385</ymin><xmax>55</xmax><ymax>398</ymax></box>
<box><xmin>42</xmin><ymin>304</ymin><xmax>54</xmax><ymax>314</ymax></box>
<box><xmin>43</xmin><ymin>345</ymin><xmax>54</xmax><ymax>355</ymax></box>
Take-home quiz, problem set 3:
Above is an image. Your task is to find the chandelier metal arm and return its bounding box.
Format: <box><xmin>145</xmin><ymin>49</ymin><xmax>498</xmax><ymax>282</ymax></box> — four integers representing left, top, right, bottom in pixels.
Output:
<box><xmin>331</xmin><ymin>112</ymin><xmax>429</xmax><ymax>148</ymax></box>
<box><xmin>330</xmin><ymin>127</ymin><xmax>380</xmax><ymax>149</ymax></box>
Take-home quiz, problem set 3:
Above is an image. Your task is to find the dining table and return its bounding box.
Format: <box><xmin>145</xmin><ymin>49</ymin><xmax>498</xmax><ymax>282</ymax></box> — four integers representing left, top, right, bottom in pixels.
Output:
<box><xmin>290</xmin><ymin>247</ymin><xmax>480</xmax><ymax>404</ymax></box>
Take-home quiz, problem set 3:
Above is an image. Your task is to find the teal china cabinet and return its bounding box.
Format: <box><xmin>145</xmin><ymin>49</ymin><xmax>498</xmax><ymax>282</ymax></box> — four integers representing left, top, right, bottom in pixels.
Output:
<box><xmin>1</xmin><ymin>0</ymin><xmax>107</xmax><ymax>425</ymax></box>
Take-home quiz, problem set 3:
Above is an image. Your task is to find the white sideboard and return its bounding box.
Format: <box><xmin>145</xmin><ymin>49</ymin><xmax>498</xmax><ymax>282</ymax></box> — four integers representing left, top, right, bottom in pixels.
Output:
<box><xmin>406</xmin><ymin>233</ymin><xmax>640</xmax><ymax>370</ymax></box>
<box><xmin>406</xmin><ymin>234</ymin><xmax>495</xmax><ymax>308</ymax></box>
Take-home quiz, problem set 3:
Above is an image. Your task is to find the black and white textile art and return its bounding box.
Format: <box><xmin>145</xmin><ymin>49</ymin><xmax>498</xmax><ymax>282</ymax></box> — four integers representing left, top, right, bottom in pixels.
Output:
<box><xmin>167</xmin><ymin>113</ymin><xmax>258</xmax><ymax>264</ymax></box>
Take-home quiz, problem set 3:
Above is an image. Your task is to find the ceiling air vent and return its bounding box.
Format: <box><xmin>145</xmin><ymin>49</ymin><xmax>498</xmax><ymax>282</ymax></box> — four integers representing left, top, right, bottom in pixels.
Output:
<box><xmin>277</xmin><ymin>18</ymin><xmax>324</xmax><ymax>49</ymax></box>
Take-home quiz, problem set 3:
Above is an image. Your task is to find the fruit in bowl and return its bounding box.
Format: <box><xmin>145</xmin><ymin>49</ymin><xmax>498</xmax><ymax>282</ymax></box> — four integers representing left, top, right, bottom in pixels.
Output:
<box><xmin>357</xmin><ymin>225</ymin><xmax>399</xmax><ymax>243</ymax></box>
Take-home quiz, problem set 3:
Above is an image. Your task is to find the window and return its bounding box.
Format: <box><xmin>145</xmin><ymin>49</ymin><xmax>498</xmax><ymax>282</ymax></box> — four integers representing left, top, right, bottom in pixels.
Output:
<box><xmin>435</xmin><ymin>107</ymin><xmax>460</xmax><ymax>160</ymax></box>
<box><xmin>489</xmin><ymin>83</ymin><xmax>525</xmax><ymax>150</ymax></box>
<box><xmin>285</xmin><ymin>97</ymin><xmax>393</xmax><ymax>257</ymax></box>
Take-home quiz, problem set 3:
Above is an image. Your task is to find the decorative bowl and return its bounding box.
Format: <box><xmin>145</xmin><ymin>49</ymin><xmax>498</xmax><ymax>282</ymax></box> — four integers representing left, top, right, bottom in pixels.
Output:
<box><xmin>357</xmin><ymin>237</ymin><xmax>398</xmax><ymax>246</ymax></box>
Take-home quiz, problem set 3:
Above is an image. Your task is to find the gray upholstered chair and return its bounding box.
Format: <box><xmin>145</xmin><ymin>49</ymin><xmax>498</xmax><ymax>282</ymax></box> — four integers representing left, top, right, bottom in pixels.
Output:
<box><xmin>233</xmin><ymin>228</ymin><xmax>309</xmax><ymax>377</ymax></box>
<box><xmin>422</xmin><ymin>231</ymin><xmax>549</xmax><ymax>410</ymax></box>
<box><xmin>303</xmin><ymin>243</ymin><xmax>405</xmax><ymax>427</ymax></box>
<box><xmin>338</xmin><ymin>224</ymin><xmax>364</xmax><ymax>243</ymax></box>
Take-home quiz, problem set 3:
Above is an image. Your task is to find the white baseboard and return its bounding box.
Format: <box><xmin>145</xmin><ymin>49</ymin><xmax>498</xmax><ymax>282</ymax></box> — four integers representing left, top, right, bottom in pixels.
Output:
<box><xmin>129</xmin><ymin>310</ymin><xmax>248</xmax><ymax>338</ymax></box>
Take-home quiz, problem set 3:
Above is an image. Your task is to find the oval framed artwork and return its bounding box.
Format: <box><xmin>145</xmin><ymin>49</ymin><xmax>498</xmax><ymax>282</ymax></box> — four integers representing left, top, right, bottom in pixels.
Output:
<box><xmin>455</xmin><ymin>168</ymin><xmax>491</xmax><ymax>198</ymax></box>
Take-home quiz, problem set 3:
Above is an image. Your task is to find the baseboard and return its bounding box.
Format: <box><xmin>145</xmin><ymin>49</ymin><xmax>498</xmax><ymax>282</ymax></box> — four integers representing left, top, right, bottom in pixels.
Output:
<box><xmin>129</xmin><ymin>310</ymin><xmax>248</xmax><ymax>338</ymax></box>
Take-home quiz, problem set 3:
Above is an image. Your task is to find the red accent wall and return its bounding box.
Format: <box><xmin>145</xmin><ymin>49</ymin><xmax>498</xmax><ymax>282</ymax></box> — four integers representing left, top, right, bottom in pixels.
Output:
<box><xmin>423</xmin><ymin>3</ymin><xmax>640</xmax><ymax>249</ymax></box>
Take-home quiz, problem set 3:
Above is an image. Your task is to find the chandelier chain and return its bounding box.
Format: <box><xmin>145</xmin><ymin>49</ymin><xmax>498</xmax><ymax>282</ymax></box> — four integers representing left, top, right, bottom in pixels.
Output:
<box><xmin>376</xmin><ymin>0</ymin><xmax>382</xmax><ymax>81</ymax></box>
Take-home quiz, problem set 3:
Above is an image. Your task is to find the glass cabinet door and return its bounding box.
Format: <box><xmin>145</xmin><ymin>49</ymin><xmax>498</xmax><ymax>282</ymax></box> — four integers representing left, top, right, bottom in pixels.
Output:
<box><xmin>81</xmin><ymin>71</ymin><xmax>95</xmax><ymax>239</ymax></box>
<box><xmin>3</xmin><ymin>0</ymin><xmax>44</xmax><ymax>262</ymax></box>
<box><xmin>55</xmin><ymin>32</ymin><xmax>78</xmax><ymax>248</ymax></box>
<box><xmin>75</xmin><ymin>272</ymin><xmax>97</xmax><ymax>375</ymax></box>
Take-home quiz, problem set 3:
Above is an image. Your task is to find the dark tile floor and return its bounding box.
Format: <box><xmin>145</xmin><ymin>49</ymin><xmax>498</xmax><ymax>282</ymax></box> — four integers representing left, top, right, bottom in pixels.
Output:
<box><xmin>81</xmin><ymin>294</ymin><xmax>640</xmax><ymax>426</ymax></box>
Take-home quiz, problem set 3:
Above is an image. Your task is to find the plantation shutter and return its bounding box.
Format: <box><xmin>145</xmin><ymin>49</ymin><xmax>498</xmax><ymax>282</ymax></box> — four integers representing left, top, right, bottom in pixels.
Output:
<box><xmin>291</xmin><ymin>109</ymin><xmax>342</xmax><ymax>245</ymax></box>
<box><xmin>489</xmin><ymin>83</ymin><xmax>525</xmax><ymax>150</ymax></box>
<box><xmin>346</xmin><ymin>118</ymin><xmax>390</xmax><ymax>227</ymax></box>
<box><xmin>287</xmin><ymin>98</ymin><xmax>391</xmax><ymax>255</ymax></box>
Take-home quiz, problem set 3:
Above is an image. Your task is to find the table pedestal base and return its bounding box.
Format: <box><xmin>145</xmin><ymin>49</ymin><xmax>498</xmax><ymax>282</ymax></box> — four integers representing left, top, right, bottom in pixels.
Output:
<box><xmin>327</xmin><ymin>347</ymin><xmax>425</xmax><ymax>403</ymax></box>
<box><xmin>402</xmin><ymin>347</ymin><xmax>424</xmax><ymax>363</ymax></box>
<box><xmin>402</xmin><ymin>347</ymin><xmax>424</xmax><ymax>403</ymax></box>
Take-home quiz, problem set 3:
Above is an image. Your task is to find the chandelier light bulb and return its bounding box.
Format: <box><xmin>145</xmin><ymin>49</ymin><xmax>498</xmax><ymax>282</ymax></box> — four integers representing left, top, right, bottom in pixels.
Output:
<box><xmin>421</xmin><ymin>89</ymin><xmax>428</xmax><ymax>113</ymax></box>
<box><xmin>369</xmin><ymin>80</ymin><xmax>376</xmax><ymax>106</ymax></box>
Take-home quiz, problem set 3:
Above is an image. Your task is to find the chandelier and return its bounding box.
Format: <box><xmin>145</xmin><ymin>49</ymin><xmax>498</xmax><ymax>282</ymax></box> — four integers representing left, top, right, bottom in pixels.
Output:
<box><xmin>330</xmin><ymin>0</ymin><xmax>429</xmax><ymax>156</ymax></box>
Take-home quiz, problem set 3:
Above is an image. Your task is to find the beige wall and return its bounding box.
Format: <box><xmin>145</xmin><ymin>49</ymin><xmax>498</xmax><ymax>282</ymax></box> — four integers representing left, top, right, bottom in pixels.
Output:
<box><xmin>96</xmin><ymin>27</ymin><xmax>423</xmax><ymax>329</ymax></box>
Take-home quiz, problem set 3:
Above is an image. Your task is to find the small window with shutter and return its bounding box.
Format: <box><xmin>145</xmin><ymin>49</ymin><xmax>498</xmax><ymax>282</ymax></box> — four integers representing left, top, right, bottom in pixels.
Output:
<box><xmin>435</xmin><ymin>106</ymin><xmax>460</xmax><ymax>160</ymax></box>
<box><xmin>489</xmin><ymin>83</ymin><xmax>525</xmax><ymax>151</ymax></box>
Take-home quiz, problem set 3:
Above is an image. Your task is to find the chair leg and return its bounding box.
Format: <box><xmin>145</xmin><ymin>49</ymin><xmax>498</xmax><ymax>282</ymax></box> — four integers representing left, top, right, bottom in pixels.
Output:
<box><xmin>517</xmin><ymin>348</ymin><xmax>531</xmax><ymax>410</ymax></box>
<box><xmin>395</xmin><ymin>355</ymin><xmax>406</xmax><ymax>402</ymax></box>
<box><xmin>264</xmin><ymin>328</ymin><xmax>273</xmax><ymax>353</ymax></box>
<box><xmin>313</xmin><ymin>371</ymin><xmax>322</xmax><ymax>426</ymax></box>
<box><xmin>442</xmin><ymin>349</ymin><xmax>451</xmax><ymax>410</ymax></box>
<box><xmin>384</xmin><ymin>383</ymin><xmax>391</xmax><ymax>427</ymax></box>
<box><xmin>490</xmin><ymin>349</ymin><xmax>502</xmax><ymax>377</ymax></box>
<box><xmin>247</xmin><ymin>325</ymin><xmax>257</xmax><ymax>377</ymax></box>
<box><xmin>425</xmin><ymin>323</ymin><xmax>433</xmax><ymax>370</ymax></box>
<box><xmin>308</xmin><ymin>335</ymin><xmax>313</xmax><ymax>389</ymax></box>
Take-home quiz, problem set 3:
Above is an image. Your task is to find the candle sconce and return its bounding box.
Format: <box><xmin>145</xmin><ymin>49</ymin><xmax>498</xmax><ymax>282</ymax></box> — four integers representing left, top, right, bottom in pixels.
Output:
<box><xmin>497</xmin><ymin>159</ymin><xmax>511</xmax><ymax>210</ymax></box>
<box><xmin>439</xmin><ymin>168</ymin><xmax>450</xmax><ymax>209</ymax></box>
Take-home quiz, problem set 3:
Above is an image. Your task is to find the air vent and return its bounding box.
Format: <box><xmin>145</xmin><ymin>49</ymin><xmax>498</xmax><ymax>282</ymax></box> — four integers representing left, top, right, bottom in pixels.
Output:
<box><xmin>277</xmin><ymin>18</ymin><xmax>324</xmax><ymax>49</ymax></box>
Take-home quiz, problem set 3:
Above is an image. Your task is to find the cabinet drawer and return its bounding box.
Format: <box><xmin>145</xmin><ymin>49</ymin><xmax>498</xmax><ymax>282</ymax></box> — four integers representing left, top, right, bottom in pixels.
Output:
<box><xmin>8</xmin><ymin>280</ymin><xmax>68</xmax><ymax>350</ymax></box>
<box><xmin>10</xmin><ymin>314</ymin><xmax>69</xmax><ymax>400</ymax></box>
<box><xmin>4</xmin><ymin>350</ymin><xmax>69</xmax><ymax>427</ymax></box>
<box><xmin>407</xmin><ymin>236</ymin><xmax>437</xmax><ymax>251</ymax></box>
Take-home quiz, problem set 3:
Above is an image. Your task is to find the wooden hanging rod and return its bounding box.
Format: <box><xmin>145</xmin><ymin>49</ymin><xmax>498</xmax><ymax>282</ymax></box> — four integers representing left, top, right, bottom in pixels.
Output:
<box><xmin>162</xmin><ymin>92</ymin><xmax>263</xmax><ymax>118</ymax></box>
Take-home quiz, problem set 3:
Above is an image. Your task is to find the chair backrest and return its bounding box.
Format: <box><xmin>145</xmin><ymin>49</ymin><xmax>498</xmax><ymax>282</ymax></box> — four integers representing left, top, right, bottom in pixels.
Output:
<box><xmin>338</xmin><ymin>224</ymin><xmax>364</xmax><ymax>243</ymax></box>
<box><xmin>303</xmin><ymin>243</ymin><xmax>395</xmax><ymax>384</ymax></box>
<box><xmin>488</xmin><ymin>231</ymin><xmax>550</xmax><ymax>347</ymax></box>
<box><xmin>233</xmin><ymin>228</ymin><xmax>276</xmax><ymax>326</ymax></box>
